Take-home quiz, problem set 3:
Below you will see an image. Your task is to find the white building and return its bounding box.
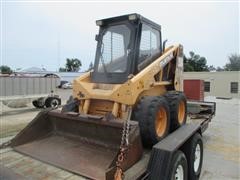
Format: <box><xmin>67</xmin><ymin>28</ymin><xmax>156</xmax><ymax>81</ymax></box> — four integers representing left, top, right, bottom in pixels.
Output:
<box><xmin>183</xmin><ymin>71</ymin><xmax>240</xmax><ymax>99</ymax></box>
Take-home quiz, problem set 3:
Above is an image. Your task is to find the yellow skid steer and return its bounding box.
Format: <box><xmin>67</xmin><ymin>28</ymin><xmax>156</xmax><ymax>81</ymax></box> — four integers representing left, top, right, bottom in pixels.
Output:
<box><xmin>9</xmin><ymin>14</ymin><xmax>195</xmax><ymax>180</ymax></box>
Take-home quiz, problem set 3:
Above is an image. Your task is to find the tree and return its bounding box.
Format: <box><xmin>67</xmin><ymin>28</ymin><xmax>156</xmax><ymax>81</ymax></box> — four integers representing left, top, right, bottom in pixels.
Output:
<box><xmin>224</xmin><ymin>54</ymin><xmax>240</xmax><ymax>71</ymax></box>
<box><xmin>59</xmin><ymin>58</ymin><xmax>82</xmax><ymax>72</ymax></box>
<box><xmin>59</xmin><ymin>67</ymin><xmax>66</xmax><ymax>72</ymax></box>
<box><xmin>208</xmin><ymin>65</ymin><xmax>216</xmax><ymax>72</ymax></box>
<box><xmin>184</xmin><ymin>51</ymin><xmax>209</xmax><ymax>72</ymax></box>
<box><xmin>65</xmin><ymin>58</ymin><xmax>82</xmax><ymax>72</ymax></box>
<box><xmin>0</xmin><ymin>65</ymin><xmax>12</xmax><ymax>74</ymax></box>
<box><xmin>216</xmin><ymin>66</ymin><xmax>224</xmax><ymax>72</ymax></box>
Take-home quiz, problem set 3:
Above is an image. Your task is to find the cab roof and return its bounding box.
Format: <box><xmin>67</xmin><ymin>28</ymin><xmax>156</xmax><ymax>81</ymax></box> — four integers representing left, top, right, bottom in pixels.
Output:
<box><xmin>96</xmin><ymin>13</ymin><xmax>161</xmax><ymax>30</ymax></box>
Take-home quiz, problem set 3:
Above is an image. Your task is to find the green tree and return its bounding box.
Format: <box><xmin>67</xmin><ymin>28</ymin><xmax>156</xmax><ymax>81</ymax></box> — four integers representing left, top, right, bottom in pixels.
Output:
<box><xmin>0</xmin><ymin>65</ymin><xmax>13</xmax><ymax>74</ymax></box>
<box><xmin>184</xmin><ymin>55</ymin><xmax>194</xmax><ymax>71</ymax></box>
<box><xmin>184</xmin><ymin>51</ymin><xmax>209</xmax><ymax>72</ymax></box>
<box><xmin>59</xmin><ymin>67</ymin><xmax>66</xmax><ymax>72</ymax></box>
<box><xmin>59</xmin><ymin>58</ymin><xmax>82</xmax><ymax>72</ymax></box>
<box><xmin>65</xmin><ymin>58</ymin><xmax>82</xmax><ymax>72</ymax></box>
<box><xmin>224</xmin><ymin>54</ymin><xmax>240</xmax><ymax>71</ymax></box>
<box><xmin>208</xmin><ymin>65</ymin><xmax>216</xmax><ymax>72</ymax></box>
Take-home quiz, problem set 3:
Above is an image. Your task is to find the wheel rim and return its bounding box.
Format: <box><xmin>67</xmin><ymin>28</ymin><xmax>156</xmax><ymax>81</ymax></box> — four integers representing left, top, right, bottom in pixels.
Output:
<box><xmin>155</xmin><ymin>107</ymin><xmax>167</xmax><ymax>137</ymax></box>
<box><xmin>175</xmin><ymin>164</ymin><xmax>184</xmax><ymax>180</ymax></box>
<box><xmin>194</xmin><ymin>144</ymin><xmax>201</xmax><ymax>173</ymax></box>
<box><xmin>50</xmin><ymin>99</ymin><xmax>59</xmax><ymax>108</ymax></box>
<box><xmin>178</xmin><ymin>100</ymin><xmax>185</xmax><ymax>124</ymax></box>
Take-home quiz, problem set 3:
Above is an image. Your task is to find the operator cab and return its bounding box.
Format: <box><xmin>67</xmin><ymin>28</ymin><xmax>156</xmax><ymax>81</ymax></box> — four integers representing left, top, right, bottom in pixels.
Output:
<box><xmin>92</xmin><ymin>13</ymin><xmax>162</xmax><ymax>84</ymax></box>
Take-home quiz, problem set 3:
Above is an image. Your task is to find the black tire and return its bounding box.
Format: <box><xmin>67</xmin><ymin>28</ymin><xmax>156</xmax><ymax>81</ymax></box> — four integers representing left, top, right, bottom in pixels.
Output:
<box><xmin>169</xmin><ymin>150</ymin><xmax>188</xmax><ymax>180</ymax></box>
<box><xmin>164</xmin><ymin>91</ymin><xmax>187</xmax><ymax>130</ymax></box>
<box><xmin>32</xmin><ymin>100</ymin><xmax>42</xmax><ymax>108</ymax></box>
<box><xmin>61</xmin><ymin>96</ymin><xmax>79</xmax><ymax>113</ymax></box>
<box><xmin>134</xmin><ymin>96</ymin><xmax>170</xmax><ymax>147</ymax></box>
<box><xmin>45</xmin><ymin>97</ymin><xmax>61</xmax><ymax>108</ymax></box>
<box><xmin>185</xmin><ymin>133</ymin><xmax>203</xmax><ymax>180</ymax></box>
<box><xmin>32</xmin><ymin>97</ymin><xmax>45</xmax><ymax>108</ymax></box>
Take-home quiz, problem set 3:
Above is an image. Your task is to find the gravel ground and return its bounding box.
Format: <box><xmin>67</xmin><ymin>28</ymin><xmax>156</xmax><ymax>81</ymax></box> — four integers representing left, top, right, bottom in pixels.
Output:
<box><xmin>0</xmin><ymin>89</ymin><xmax>72</xmax><ymax>138</ymax></box>
<box><xmin>0</xmin><ymin>94</ymin><xmax>239</xmax><ymax>179</ymax></box>
<box><xmin>200</xmin><ymin>97</ymin><xmax>240</xmax><ymax>179</ymax></box>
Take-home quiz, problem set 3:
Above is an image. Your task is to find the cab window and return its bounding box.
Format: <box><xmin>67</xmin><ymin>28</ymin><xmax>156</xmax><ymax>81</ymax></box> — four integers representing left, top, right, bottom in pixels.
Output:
<box><xmin>138</xmin><ymin>24</ymin><xmax>160</xmax><ymax>70</ymax></box>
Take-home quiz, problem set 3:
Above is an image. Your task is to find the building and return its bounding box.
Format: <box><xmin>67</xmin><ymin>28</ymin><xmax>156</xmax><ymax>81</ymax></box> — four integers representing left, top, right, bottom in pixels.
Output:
<box><xmin>183</xmin><ymin>71</ymin><xmax>240</xmax><ymax>98</ymax></box>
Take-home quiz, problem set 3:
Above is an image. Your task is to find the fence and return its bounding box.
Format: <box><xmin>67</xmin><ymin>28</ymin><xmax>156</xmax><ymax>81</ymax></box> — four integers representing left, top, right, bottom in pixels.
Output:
<box><xmin>0</xmin><ymin>76</ymin><xmax>60</xmax><ymax>97</ymax></box>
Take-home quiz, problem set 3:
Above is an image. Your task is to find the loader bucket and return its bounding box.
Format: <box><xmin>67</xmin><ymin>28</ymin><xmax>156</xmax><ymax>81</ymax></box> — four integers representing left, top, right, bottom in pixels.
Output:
<box><xmin>10</xmin><ymin>110</ymin><xmax>143</xmax><ymax>180</ymax></box>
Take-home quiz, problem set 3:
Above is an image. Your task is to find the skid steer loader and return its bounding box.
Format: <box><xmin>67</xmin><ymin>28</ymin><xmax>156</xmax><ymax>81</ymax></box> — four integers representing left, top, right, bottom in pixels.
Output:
<box><xmin>9</xmin><ymin>14</ymin><xmax>193</xmax><ymax>180</ymax></box>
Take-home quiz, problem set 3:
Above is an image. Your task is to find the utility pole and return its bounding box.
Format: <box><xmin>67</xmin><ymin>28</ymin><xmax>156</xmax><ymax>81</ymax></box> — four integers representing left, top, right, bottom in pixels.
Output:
<box><xmin>57</xmin><ymin>35</ymin><xmax>61</xmax><ymax>72</ymax></box>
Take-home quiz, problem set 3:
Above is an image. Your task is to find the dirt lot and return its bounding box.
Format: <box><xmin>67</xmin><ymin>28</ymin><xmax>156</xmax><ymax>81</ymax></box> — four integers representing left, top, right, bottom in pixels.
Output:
<box><xmin>200</xmin><ymin>97</ymin><xmax>239</xmax><ymax>179</ymax></box>
<box><xmin>0</xmin><ymin>89</ymin><xmax>72</xmax><ymax>138</ymax></box>
<box><xmin>0</xmin><ymin>91</ymin><xmax>239</xmax><ymax>179</ymax></box>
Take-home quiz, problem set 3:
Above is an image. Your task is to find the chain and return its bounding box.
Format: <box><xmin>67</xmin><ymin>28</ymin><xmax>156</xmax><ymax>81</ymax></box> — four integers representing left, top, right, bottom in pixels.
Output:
<box><xmin>114</xmin><ymin>107</ymin><xmax>132</xmax><ymax>180</ymax></box>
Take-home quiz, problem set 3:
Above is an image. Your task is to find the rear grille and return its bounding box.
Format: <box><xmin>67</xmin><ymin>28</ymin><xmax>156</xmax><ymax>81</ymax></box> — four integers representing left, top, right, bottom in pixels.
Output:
<box><xmin>88</xmin><ymin>99</ymin><xmax>114</xmax><ymax>116</ymax></box>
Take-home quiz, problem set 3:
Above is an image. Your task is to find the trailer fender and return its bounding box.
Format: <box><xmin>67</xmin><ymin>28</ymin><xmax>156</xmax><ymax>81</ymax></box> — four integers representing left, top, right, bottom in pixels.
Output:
<box><xmin>147</xmin><ymin>122</ymin><xmax>202</xmax><ymax>180</ymax></box>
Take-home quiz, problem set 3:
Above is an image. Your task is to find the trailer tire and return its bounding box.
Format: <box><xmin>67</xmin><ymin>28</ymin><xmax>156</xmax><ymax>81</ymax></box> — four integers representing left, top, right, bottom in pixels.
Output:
<box><xmin>164</xmin><ymin>91</ymin><xmax>187</xmax><ymax>130</ymax></box>
<box><xmin>169</xmin><ymin>150</ymin><xmax>188</xmax><ymax>180</ymax></box>
<box><xmin>32</xmin><ymin>97</ymin><xmax>45</xmax><ymax>108</ymax></box>
<box><xmin>45</xmin><ymin>97</ymin><xmax>61</xmax><ymax>109</ymax></box>
<box><xmin>32</xmin><ymin>100</ymin><xmax>41</xmax><ymax>108</ymax></box>
<box><xmin>185</xmin><ymin>133</ymin><xmax>203</xmax><ymax>180</ymax></box>
<box><xmin>134</xmin><ymin>96</ymin><xmax>170</xmax><ymax>147</ymax></box>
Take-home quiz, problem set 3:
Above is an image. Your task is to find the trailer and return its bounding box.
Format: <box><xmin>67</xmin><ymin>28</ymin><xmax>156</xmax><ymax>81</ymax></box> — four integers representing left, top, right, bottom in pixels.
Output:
<box><xmin>0</xmin><ymin>76</ymin><xmax>61</xmax><ymax>109</ymax></box>
<box><xmin>0</xmin><ymin>100</ymin><xmax>215</xmax><ymax>180</ymax></box>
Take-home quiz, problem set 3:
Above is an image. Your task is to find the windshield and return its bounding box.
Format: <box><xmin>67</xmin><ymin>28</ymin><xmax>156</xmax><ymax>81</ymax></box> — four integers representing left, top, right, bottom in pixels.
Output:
<box><xmin>97</xmin><ymin>24</ymin><xmax>131</xmax><ymax>73</ymax></box>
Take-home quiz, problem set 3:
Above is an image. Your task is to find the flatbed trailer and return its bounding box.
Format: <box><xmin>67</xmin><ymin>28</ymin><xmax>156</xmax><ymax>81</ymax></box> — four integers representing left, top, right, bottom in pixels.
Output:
<box><xmin>0</xmin><ymin>101</ymin><xmax>216</xmax><ymax>180</ymax></box>
<box><xmin>0</xmin><ymin>101</ymin><xmax>215</xmax><ymax>180</ymax></box>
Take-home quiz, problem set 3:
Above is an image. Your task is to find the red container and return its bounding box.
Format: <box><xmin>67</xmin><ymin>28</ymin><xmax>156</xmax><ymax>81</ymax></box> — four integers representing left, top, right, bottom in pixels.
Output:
<box><xmin>184</xmin><ymin>80</ymin><xmax>204</xmax><ymax>101</ymax></box>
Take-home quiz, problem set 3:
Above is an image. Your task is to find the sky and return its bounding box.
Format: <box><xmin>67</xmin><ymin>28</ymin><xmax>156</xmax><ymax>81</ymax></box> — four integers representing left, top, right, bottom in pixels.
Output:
<box><xmin>1</xmin><ymin>1</ymin><xmax>239</xmax><ymax>71</ymax></box>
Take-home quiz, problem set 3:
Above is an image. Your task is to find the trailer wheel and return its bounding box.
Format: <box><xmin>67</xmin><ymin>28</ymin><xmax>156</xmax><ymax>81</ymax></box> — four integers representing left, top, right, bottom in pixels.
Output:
<box><xmin>32</xmin><ymin>97</ymin><xmax>45</xmax><ymax>108</ymax></box>
<box><xmin>186</xmin><ymin>133</ymin><xmax>203</xmax><ymax>180</ymax></box>
<box><xmin>45</xmin><ymin>97</ymin><xmax>61</xmax><ymax>108</ymax></box>
<box><xmin>165</xmin><ymin>91</ymin><xmax>187</xmax><ymax>130</ymax></box>
<box><xmin>169</xmin><ymin>150</ymin><xmax>188</xmax><ymax>180</ymax></box>
<box><xmin>134</xmin><ymin>96</ymin><xmax>170</xmax><ymax>147</ymax></box>
<box><xmin>32</xmin><ymin>100</ymin><xmax>41</xmax><ymax>108</ymax></box>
